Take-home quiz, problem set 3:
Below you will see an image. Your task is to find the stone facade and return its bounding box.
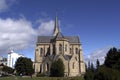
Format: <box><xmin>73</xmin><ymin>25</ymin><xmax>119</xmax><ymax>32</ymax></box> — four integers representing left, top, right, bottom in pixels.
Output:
<box><xmin>33</xmin><ymin>15</ymin><xmax>86</xmax><ymax>77</ymax></box>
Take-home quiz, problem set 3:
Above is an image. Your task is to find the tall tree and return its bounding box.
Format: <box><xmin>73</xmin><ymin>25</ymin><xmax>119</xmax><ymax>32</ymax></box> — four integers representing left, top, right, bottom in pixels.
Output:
<box><xmin>85</xmin><ymin>63</ymin><xmax>88</xmax><ymax>71</ymax></box>
<box><xmin>91</xmin><ymin>62</ymin><xmax>95</xmax><ymax>72</ymax></box>
<box><xmin>96</xmin><ymin>59</ymin><xmax>100</xmax><ymax>69</ymax></box>
<box><xmin>15</xmin><ymin>57</ymin><xmax>34</xmax><ymax>76</ymax></box>
<box><xmin>50</xmin><ymin>58</ymin><xmax>64</xmax><ymax>77</ymax></box>
<box><xmin>88</xmin><ymin>61</ymin><xmax>91</xmax><ymax>70</ymax></box>
<box><xmin>104</xmin><ymin>47</ymin><xmax>120</xmax><ymax>70</ymax></box>
<box><xmin>84</xmin><ymin>47</ymin><xmax>120</xmax><ymax>80</ymax></box>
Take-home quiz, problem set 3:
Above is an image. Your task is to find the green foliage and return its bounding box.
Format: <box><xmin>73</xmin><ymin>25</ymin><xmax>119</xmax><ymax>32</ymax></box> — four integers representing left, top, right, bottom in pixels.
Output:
<box><xmin>84</xmin><ymin>71</ymin><xmax>94</xmax><ymax>80</ymax></box>
<box><xmin>88</xmin><ymin>61</ymin><xmax>90</xmax><ymax>70</ymax></box>
<box><xmin>2</xmin><ymin>65</ymin><xmax>14</xmax><ymax>74</ymax></box>
<box><xmin>86</xmin><ymin>61</ymin><xmax>95</xmax><ymax>72</ymax></box>
<box><xmin>94</xmin><ymin>66</ymin><xmax>120</xmax><ymax>80</ymax></box>
<box><xmin>50</xmin><ymin>58</ymin><xmax>64</xmax><ymax>77</ymax></box>
<box><xmin>84</xmin><ymin>47</ymin><xmax>120</xmax><ymax>80</ymax></box>
<box><xmin>104</xmin><ymin>47</ymin><xmax>120</xmax><ymax>70</ymax></box>
<box><xmin>15</xmin><ymin>57</ymin><xmax>34</xmax><ymax>76</ymax></box>
<box><xmin>84</xmin><ymin>61</ymin><xmax>95</xmax><ymax>80</ymax></box>
<box><xmin>36</xmin><ymin>72</ymin><xmax>46</xmax><ymax>77</ymax></box>
<box><xmin>96</xmin><ymin>59</ymin><xmax>100</xmax><ymax>69</ymax></box>
<box><xmin>90</xmin><ymin>63</ymin><xmax>95</xmax><ymax>72</ymax></box>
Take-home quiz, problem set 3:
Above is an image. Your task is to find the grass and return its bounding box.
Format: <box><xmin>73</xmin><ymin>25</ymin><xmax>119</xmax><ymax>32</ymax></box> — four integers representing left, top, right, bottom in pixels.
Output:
<box><xmin>0</xmin><ymin>76</ymin><xmax>84</xmax><ymax>80</ymax></box>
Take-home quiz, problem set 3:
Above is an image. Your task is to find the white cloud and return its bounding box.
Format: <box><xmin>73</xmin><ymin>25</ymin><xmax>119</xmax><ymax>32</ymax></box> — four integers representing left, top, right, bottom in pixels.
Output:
<box><xmin>38</xmin><ymin>20</ymin><xmax>54</xmax><ymax>36</ymax></box>
<box><xmin>0</xmin><ymin>0</ymin><xmax>16</xmax><ymax>13</ymax></box>
<box><xmin>0</xmin><ymin>17</ymin><xmax>56</xmax><ymax>56</ymax></box>
<box><xmin>0</xmin><ymin>18</ymin><xmax>37</xmax><ymax>55</ymax></box>
<box><xmin>84</xmin><ymin>46</ymin><xmax>113</xmax><ymax>65</ymax></box>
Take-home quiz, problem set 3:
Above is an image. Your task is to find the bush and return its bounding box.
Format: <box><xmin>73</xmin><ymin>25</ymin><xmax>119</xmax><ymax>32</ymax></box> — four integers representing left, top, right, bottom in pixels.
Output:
<box><xmin>95</xmin><ymin>66</ymin><xmax>120</xmax><ymax>80</ymax></box>
<box><xmin>2</xmin><ymin>65</ymin><xmax>14</xmax><ymax>74</ymax></box>
<box><xmin>50</xmin><ymin>58</ymin><xmax>64</xmax><ymax>77</ymax></box>
<box><xmin>36</xmin><ymin>72</ymin><xmax>46</xmax><ymax>77</ymax></box>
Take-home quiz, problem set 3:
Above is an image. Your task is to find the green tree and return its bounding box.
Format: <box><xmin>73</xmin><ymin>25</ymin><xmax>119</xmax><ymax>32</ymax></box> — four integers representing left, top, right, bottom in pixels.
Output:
<box><xmin>85</xmin><ymin>63</ymin><xmax>88</xmax><ymax>71</ymax></box>
<box><xmin>96</xmin><ymin>59</ymin><xmax>100</xmax><ymax>70</ymax></box>
<box><xmin>84</xmin><ymin>71</ymin><xmax>94</xmax><ymax>80</ymax></box>
<box><xmin>84</xmin><ymin>47</ymin><xmax>120</xmax><ymax>80</ymax></box>
<box><xmin>50</xmin><ymin>58</ymin><xmax>64</xmax><ymax>77</ymax></box>
<box><xmin>88</xmin><ymin>61</ymin><xmax>91</xmax><ymax>71</ymax></box>
<box><xmin>114</xmin><ymin>59</ymin><xmax>120</xmax><ymax>71</ymax></box>
<box><xmin>94</xmin><ymin>65</ymin><xmax>120</xmax><ymax>80</ymax></box>
<box><xmin>2</xmin><ymin>65</ymin><xmax>14</xmax><ymax>74</ymax></box>
<box><xmin>104</xmin><ymin>47</ymin><xmax>120</xmax><ymax>70</ymax></box>
<box><xmin>90</xmin><ymin>62</ymin><xmax>95</xmax><ymax>72</ymax></box>
<box><xmin>15</xmin><ymin>57</ymin><xmax>34</xmax><ymax>76</ymax></box>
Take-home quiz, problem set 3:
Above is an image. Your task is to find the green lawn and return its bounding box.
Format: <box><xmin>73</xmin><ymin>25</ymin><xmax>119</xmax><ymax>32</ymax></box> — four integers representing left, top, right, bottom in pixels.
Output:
<box><xmin>0</xmin><ymin>76</ymin><xmax>84</xmax><ymax>80</ymax></box>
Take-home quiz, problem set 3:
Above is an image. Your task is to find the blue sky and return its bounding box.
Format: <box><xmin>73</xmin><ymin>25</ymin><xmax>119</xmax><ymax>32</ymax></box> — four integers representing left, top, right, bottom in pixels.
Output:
<box><xmin>0</xmin><ymin>0</ymin><xmax>120</xmax><ymax>61</ymax></box>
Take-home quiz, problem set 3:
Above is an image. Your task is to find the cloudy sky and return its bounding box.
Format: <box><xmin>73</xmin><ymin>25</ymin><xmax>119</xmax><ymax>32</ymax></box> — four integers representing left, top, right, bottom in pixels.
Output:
<box><xmin>0</xmin><ymin>0</ymin><xmax>120</xmax><ymax>61</ymax></box>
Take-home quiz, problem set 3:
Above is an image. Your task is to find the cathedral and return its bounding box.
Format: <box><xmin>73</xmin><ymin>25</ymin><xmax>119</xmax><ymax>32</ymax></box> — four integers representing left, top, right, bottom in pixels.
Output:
<box><xmin>34</xmin><ymin>15</ymin><xmax>86</xmax><ymax>77</ymax></box>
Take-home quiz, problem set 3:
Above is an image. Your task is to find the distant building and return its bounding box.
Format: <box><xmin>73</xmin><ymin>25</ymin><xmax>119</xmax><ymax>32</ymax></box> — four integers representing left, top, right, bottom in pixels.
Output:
<box><xmin>0</xmin><ymin>56</ymin><xmax>7</xmax><ymax>66</ymax></box>
<box><xmin>34</xmin><ymin>15</ymin><xmax>86</xmax><ymax>77</ymax></box>
<box><xmin>7</xmin><ymin>50</ymin><xmax>24</xmax><ymax>68</ymax></box>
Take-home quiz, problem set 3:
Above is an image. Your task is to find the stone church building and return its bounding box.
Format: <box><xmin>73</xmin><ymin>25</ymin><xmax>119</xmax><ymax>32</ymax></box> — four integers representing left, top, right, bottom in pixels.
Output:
<box><xmin>34</xmin><ymin>15</ymin><xmax>85</xmax><ymax>77</ymax></box>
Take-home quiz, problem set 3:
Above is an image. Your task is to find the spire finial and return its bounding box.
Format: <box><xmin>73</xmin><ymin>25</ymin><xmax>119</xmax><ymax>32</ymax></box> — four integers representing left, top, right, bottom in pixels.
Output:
<box><xmin>53</xmin><ymin>12</ymin><xmax>60</xmax><ymax>36</ymax></box>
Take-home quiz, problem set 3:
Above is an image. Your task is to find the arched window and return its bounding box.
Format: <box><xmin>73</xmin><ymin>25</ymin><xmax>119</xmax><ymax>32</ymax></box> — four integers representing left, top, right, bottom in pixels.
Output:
<box><xmin>76</xmin><ymin>48</ymin><xmax>78</xmax><ymax>54</ymax></box>
<box><xmin>70</xmin><ymin>48</ymin><xmax>72</xmax><ymax>54</ymax></box>
<box><xmin>73</xmin><ymin>62</ymin><xmax>75</xmax><ymax>69</ymax></box>
<box><xmin>65</xmin><ymin>44</ymin><xmax>67</xmax><ymax>51</ymax></box>
<box><xmin>33</xmin><ymin>64</ymin><xmax>35</xmax><ymax>69</ymax></box>
<box><xmin>40</xmin><ymin>48</ymin><xmax>43</xmax><ymax>56</ymax></box>
<box><xmin>53</xmin><ymin>44</ymin><xmax>56</xmax><ymax>55</ymax></box>
<box><xmin>47</xmin><ymin>63</ymin><xmax>49</xmax><ymax>71</ymax></box>
<box><xmin>40</xmin><ymin>64</ymin><xmax>42</xmax><ymax>73</ymax></box>
<box><xmin>75</xmin><ymin>57</ymin><xmax>77</xmax><ymax>61</ymax></box>
<box><xmin>59</xmin><ymin>44</ymin><xmax>62</xmax><ymax>53</ymax></box>
<box><xmin>33</xmin><ymin>64</ymin><xmax>35</xmax><ymax>72</ymax></box>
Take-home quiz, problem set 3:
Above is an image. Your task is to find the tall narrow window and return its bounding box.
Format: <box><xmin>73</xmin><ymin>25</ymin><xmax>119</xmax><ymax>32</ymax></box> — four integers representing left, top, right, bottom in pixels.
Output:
<box><xmin>76</xmin><ymin>48</ymin><xmax>78</xmax><ymax>54</ymax></box>
<box><xmin>59</xmin><ymin>44</ymin><xmax>62</xmax><ymax>54</ymax></box>
<box><xmin>73</xmin><ymin>62</ymin><xmax>75</xmax><ymax>69</ymax></box>
<box><xmin>70</xmin><ymin>48</ymin><xmax>71</xmax><ymax>54</ymax></box>
<box><xmin>33</xmin><ymin>64</ymin><xmax>35</xmax><ymax>69</ymax></box>
<box><xmin>65</xmin><ymin>44</ymin><xmax>67</xmax><ymax>51</ymax></box>
<box><xmin>40</xmin><ymin>64</ymin><xmax>42</xmax><ymax>73</ymax></box>
<box><xmin>40</xmin><ymin>48</ymin><xmax>43</xmax><ymax>56</ymax></box>
<box><xmin>53</xmin><ymin>44</ymin><xmax>56</xmax><ymax>55</ymax></box>
<box><xmin>47</xmin><ymin>63</ymin><xmax>49</xmax><ymax>71</ymax></box>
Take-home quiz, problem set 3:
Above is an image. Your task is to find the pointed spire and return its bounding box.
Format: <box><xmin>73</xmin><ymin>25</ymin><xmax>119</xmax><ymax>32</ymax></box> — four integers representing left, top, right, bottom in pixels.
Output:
<box><xmin>53</xmin><ymin>12</ymin><xmax>60</xmax><ymax>36</ymax></box>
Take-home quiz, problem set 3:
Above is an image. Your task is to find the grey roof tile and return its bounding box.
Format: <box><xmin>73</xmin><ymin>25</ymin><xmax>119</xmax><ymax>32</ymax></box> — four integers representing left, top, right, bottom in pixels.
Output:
<box><xmin>37</xmin><ymin>35</ymin><xmax>80</xmax><ymax>43</ymax></box>
<box><xmin>37</xmin><ymin>36</ymin><xmax>53</xmax><ymax>43</ymax></box>
<box><xmin>56</xmin><ymin>32</ymin><xmax>64</xmax><ymax>38</ymax></box>
<box><xmin>65</xmin><ymin>36</ymin><xmax>80</xmax><ymax>43</ymax></box>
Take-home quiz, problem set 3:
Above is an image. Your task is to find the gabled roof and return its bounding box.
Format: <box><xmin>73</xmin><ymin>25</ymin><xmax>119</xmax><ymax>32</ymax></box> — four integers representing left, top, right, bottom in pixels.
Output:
<box><xmin>65</xmin><ymin>36</ymin><xmax>80</xmax><ymax>43</ymax></box>
<box><xmin>56</xmin><ymin>32</ymin><xmax>64</xmax><ymax>38</ymax></box>
<box><xmin>37</xmin><ymin>36</ymin><xmax>80</xmax><ymax>43</ymax></box>
<box><xmin>37</xmin><ymin>36</ymin><xmax>53</xmax><ymax>43</ymax></box>
<box><xmin>53</xmin><ymin>32</ymin><xmax>64</xmax><ymax>40</ymax></box>
<box><xmin>37</xmin><ymin>14</ymin><xmax>80</xmax><ymax>43</ymax></box>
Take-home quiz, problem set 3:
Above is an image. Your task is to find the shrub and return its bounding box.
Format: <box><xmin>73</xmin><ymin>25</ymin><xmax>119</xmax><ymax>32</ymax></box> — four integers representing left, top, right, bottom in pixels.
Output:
<box><xmin>36</xmin><ymin>72</ymin><xmax>46</xmax><ymax>77</ymax></box>
<box><xmin>50</xmin><ymin>58</ymin><xmax>64</xmax><ymax>77</ymax></box>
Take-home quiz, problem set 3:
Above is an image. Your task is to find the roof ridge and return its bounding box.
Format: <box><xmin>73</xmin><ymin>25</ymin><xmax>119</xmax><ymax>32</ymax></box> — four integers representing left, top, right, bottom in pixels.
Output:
<box><xmin>38</xmin><ymin>36</ymin><xmax>53</xmax><ymax>37</ymax></box>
